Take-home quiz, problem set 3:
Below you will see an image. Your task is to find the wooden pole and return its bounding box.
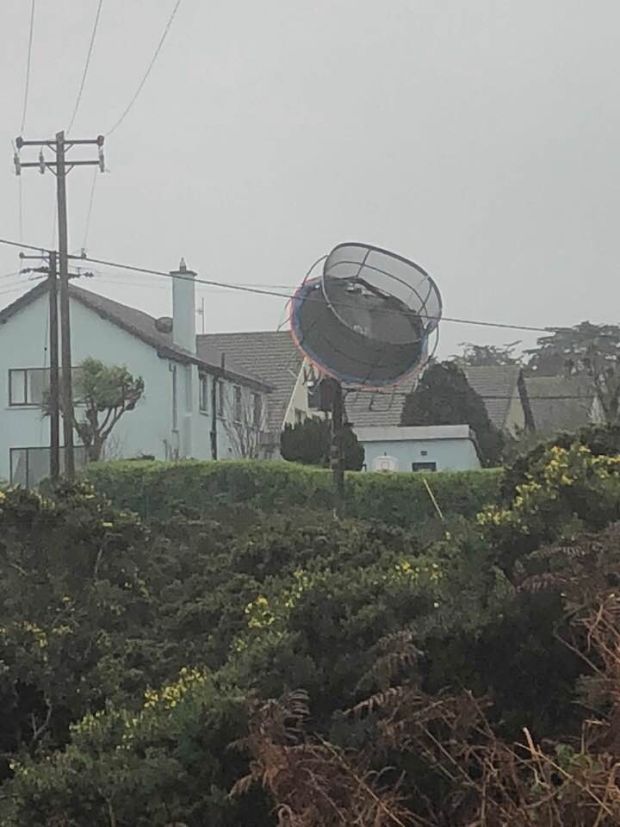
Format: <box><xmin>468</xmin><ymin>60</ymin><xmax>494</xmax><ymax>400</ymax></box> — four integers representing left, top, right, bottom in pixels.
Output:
<box><xmin>331</xmin><ymin>379</ymin><xmax>345</xmax><ymax>518</ymax></box>
<box><xmin>56</xmin><ymin>131</ymin><xmax>75</xmax><ymax>479</ymax></box>
<box><xmin>48</xmin><ymin>250</ymin><xmax>60</xmax><ymax>480</ymax></box>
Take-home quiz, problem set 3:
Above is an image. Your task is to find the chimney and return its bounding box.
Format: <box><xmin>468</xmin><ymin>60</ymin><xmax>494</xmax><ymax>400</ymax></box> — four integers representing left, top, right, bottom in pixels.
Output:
<box><xmin>171</xmin><ymin>257</ymin><xmax>196</xmax><ymax>353</ymax></box>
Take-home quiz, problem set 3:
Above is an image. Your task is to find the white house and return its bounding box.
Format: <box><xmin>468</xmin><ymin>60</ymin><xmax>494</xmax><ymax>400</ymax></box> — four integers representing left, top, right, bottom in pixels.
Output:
<box><xmin>197</xmin><ymin>330</ymin><xmax>312</xmax><ymax>453</ymax></box>
<box><xmin>354</xmin><ymin>425</ymin><xmax>482</xmax><ymax>473</ymax></box>
<box><xmin>0</xmin><ymin>261</ymin><xmax>280</xmax><ymax>486</ymax></box>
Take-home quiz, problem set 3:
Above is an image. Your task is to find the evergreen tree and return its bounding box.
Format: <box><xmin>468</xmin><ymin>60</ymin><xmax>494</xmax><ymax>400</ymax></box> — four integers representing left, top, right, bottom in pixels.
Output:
<box><xmin>280</xmin><ymin>418</ymin><xmax>365</xmax><ymax>471</ymax></box>
<box><xmin>400</xmin><ymin>361</ymin><xmax>504</xmax><ymax>466</ymax></box>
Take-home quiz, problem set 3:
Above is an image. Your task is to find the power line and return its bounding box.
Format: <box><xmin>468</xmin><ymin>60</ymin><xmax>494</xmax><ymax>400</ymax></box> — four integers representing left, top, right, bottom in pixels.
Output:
<box><xmin>0</xmin><ymin>236</ymin><xmax>564</xmax><ymax>335</ymax></box>
<box><xmin>349</xmin><ymin>391</ymin><xmax>604</xmax><ymax>401</ymax></box>
<box><xmin>18</xmin><ymin>177</ymin><xmax>24</xmax><ymax>243</ymax></box>
<box><xmin>67</xmin><ymin>0</ymin><xmax>105</xmax><ymax>134</ymax></box>
<box><xmin>106</xmin><ymin>0</ymin><xmax>183</xmax><ymax>136</ymax></box>
<box><xmin>82</xmin><ymin>168</ymin><xmax>98</xmax><ymax>249</ymax></box>
<box><xmin>19</xmin><ymin>0</ymin><xmax>36</xmax><ymax>133</ymax></box>
<box><xmin>71</xmin><ymin>249</ymin><xmax>553</xmax><ymax>333</ymax></box>
<box><xmin>0</xmin><ymin>235</ymin><xmax>590</xmax><ymax>336</ymax></box>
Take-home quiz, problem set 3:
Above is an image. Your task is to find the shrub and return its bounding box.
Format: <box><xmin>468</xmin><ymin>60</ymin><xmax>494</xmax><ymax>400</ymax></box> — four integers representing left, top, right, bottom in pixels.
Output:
<box><xmin>84</xmin><ymin>459</ymin><xmax>502</xmax><ymax>534</ymax></box>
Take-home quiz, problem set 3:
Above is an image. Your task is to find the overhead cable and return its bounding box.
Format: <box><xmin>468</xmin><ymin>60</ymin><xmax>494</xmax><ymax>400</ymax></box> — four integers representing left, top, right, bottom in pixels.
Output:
<box><xmin>82</xmin><ymin>168</ymin><xmax>99</xmax><ymax>249</ymax></box>
<box><xmin>67</xmin><ymin>0</ymin><xmax>105</xmax><ymax>133</ymax></box>
<box><xmin>19</xmin><ymin>0</ymin><xmax>37</xmax><ymax>133</ymax></box>
<box><xmin>106</xmin><ymin>0</ymin><xmax>183</xmax><ymax>136</ymax></box>
<box><xmin>0</xmin><ymin>235</ymin><xmax>568</xmax><ymax>335</ymax></box>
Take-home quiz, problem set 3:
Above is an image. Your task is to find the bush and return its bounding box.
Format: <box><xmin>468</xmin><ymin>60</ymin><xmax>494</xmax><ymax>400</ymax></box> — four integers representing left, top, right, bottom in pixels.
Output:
<box><xmin>501</xmin><ymin>423</ymin><xmax>620</xmax><ymax>501</ymax></box>
<box><xmin>4</xmin><ymin>450</ymin><xmax>620</xmax><ymax>824</ymax></box>
<box><xmin>281</xmin><ymin>418</ymin><xmax>365</xmax><ymax>470</ymax></box>
<box><xmin>84</xmin><ymin>459</ymin><xmax>502</xmax><ymax>534</ymax></box>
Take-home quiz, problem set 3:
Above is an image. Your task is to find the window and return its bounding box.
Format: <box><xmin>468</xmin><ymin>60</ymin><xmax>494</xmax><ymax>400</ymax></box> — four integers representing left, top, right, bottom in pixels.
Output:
<box><xmin>10</xmin><ymin>446</ymin><xmax>87</xmax><ymax>488</ymax></box>
<box><xmin>9</xmin><ymin>368</ymin><xmax>49</xmax><ymax>406</ymax></box>
<box><xmin>252</xmin><ymin>392</ymin><xmax>263</xmax><ymax>428</ymax></box>
<box><xmin>411</xmin><ymin>462</ymin><xmax>437</xmax><ymax>472</ymax></box>
<box><xmin>218</xmin><ymin>381</ymin><xmax>225</xmax><ymax>417</ymax></box>
<box><xmin>199</xmin><ymin>375</ymin><xmax>209</xmax><ymax>413</ymax></box>
<box><xmin>8</xmin><ymin>367</ymin><xmax>83</xmax><ymax>407</ymax></box>
<box><xmin>233</xmin><ymin>385</ymin><xmax>242</xmax><ymax>422</ymax></box>
<box><xmin>373</xmin><ymin>455</ymin><xmax>398</xmax><ymax>473</ymax></box>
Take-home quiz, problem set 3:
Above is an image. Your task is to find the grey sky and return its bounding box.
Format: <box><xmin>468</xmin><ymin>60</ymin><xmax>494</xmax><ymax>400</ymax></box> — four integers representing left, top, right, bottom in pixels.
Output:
<box><xmin>1</xmin><ymin>0</ymin><xmax>619</xmax><ymax>358</ymax></box>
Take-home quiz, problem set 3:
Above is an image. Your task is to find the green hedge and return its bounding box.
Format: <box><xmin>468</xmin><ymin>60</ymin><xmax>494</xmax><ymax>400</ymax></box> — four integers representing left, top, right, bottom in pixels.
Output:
<box><xmin>85</xmin><ymin>460</ymin><xmax>502</xmax><ymax>530</ymax></box>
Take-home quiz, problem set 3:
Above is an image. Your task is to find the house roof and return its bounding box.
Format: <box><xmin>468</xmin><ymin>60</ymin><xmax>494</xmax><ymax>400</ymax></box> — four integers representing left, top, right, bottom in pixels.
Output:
<box><xmin>463</xmin><ymin>365</ymin><xmax>523</xmax><ymax>430</ymax></box>
<box><xmin>345</xmin><ymin>387</ymin><xmax>407</xmax><ymax>428</ymax></box>
<box><xmin>525</xmin><ymin>375</ymin><xmax>597</xmax><ymax>434</ymax></box>
<box><xmin>197</xmin><ymin>331</ymin><xmax>303</xmax><ymax>433</ymax></box>
<box><xmin>344</xmin><ymin>366</ymin><xmax>526</xmax><ymax>432</ymax></box>
<box><xmin>0</xmin><ymin>280</ymin><xmax>271</xmax><ymax>390</ymax></box>
<box><xmin>355</xmin><ymin>424</ymin><xmax>475</xmax><ymax>443</ymax></box>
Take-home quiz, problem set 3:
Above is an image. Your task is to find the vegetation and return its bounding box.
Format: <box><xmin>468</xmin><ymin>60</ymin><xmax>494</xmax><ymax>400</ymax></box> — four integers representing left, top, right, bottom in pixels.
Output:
<box><xmin>280</xmin><ymin>417</ymin><xmax>365</xmax><ymax>470</ymax></box>
<box><xmin>401</xmin><ymin>361</ymin><xmax>505</xmax><ymax>465</ymax></box>
<box><xmin>45</xmin><ymin>358</ymin><xmax>144</xmax><ymax>462</ymax></box>
<box><xmin>1</xmin><ymin>427</ymin><xmax>620</xmax><ymax>824</ymax></box>
<box><xmin>453</xmin><ymin>340</ymin><xmax>522</xmax><ymax>366</ymax></box>
<box><xmin>525</xmin><ymin>321</ymin><xmax>620</xmax><ymax>423</ymax></box>
<box><xmin>84</xmin><ymin>458</ymin><xmax>501</xmax><ymax>535</ymax></box>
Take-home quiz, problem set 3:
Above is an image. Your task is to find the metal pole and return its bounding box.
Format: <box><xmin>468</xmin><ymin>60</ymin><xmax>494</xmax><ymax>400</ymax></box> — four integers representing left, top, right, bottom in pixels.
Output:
<box><xmin>56</xmin><ymin>130</ymin><xmax>75</xmax><ymax>479</ymax></box>
<box><xmin>331</xmin><ymin>379</ymin><xmax>345</xmax><ymax>518</ymax></box>
<box><xmin>48</xmin><ymin>251</ymin><xmax>60</xmax><ymax>480</ymax></box>
<box><xmin>210</xmin><ymin>376</ymin><xmax>218</xmax><ymax>460</ymax></box>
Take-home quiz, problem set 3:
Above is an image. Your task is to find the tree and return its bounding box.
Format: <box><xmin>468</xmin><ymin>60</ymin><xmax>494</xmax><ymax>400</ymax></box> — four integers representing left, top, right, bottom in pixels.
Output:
<box><xmin>75</xmin><ymin>359</ymin><xmax>145</xmax><ymax>462</ymax></box>
<box><xmin>280</xmin><ymin>417</ymin><xmax>365</xmax><ymax>471</ymax></box>
<box><xmin>525</xmin><ymin>322</ymin><xmax>620</xmax><ymax>424</ymax></box>
<box><xmin>46</xmin><ymin>358</ymin><xmax>144</xmax><ymax>462</ymax></box>
<box><xmin>401</xmin><ymin>361</ymin><xmax>504</xmax><ymax>465</ymax></box>
<box><xmin>453</xmin><ymin>340</ymin><xmax>522</xmax><ymax>367</ymax></box>
<box><xmin>222</xmin><ymin>386</ymin><xmax>267</xmax><ymax>459</ymax></box>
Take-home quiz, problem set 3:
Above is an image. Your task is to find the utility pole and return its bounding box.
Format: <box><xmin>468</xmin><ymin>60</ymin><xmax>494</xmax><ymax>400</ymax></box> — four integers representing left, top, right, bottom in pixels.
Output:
<box><xmin>331</xmin><ymin>381</ymin><xmax>345</xmax><ymax>518</ymax></box>
<box><xmin>14</xmin><ymin>132</ymin><xmax>104</xmax><ymax>479</ymax></box>
<box><xmin>318</xmin><ymin>377</ymin><xmax>345</xmax><ymax>518</ymax></box>
<box><xmin>48</xmin><ymin>251</ymin><xmax>60</xmax><ymax>480</ymax></box>
<box><xmin>20</xmin><ymin>254</ymin><xmax>94</xmax><ymax>482</ymax></box>
<box><xmin>18</xmin><ymin>250</ymin><xmax>60</xmax><ymax>479</ymax></box>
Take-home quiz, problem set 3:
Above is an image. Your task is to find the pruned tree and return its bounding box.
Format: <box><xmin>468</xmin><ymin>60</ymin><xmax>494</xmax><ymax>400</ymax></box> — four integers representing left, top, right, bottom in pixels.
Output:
<box><xmin>222</xmin><ymin>385</ymin><xmax>268</xmax><ymax>459</ymax></box>
<box><xmin>453</xmin><ymin>340</ymin><xmax>522</xmax><ymax>367</ymax></box>
<box><xmin>401</xmin><ymin>361</ymin><xmax>504</xmax><ymax>466</ymax></box>
<box><xmin>45</xmin><ymin>358</ymin><xmax>144</xmax><ymax>462</ymax></box>
<box><xmin>525</xmin><ymin>322</ymin><xmax>620</xmax><ymax>424</ymax></box>
<box><xmin>281</xmin><ymin>417</ymin><xmax>365</xmax><ymax>471</ymax></box>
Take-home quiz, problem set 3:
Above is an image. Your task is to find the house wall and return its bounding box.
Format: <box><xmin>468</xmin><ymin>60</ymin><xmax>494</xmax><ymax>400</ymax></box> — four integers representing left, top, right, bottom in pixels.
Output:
<box><xmin>191</xmin><ymin>373</ymin><xmax>269</xmax><ymax>460</ymax></box>
<box><xmin>504</xmin><ymin>389</ymin><xmax>526</xmax><ymax>436</ymax></box>
<box><xmin>0</xmin><ymin>293</ymin><xmax>268</xmax><ymax>483</ymax></box>
<box><xmin>360</xmin><ymin>437</ymin><xmax>481</xmax><ymax>473</ymax></box>
<box><xmin>0</xmin><ymin>293</ymin><xmax>178</xmax><ymax>482</ymax></box>
<box><xmin>283</xmin><ymin>364</ymin><xmax>313</xmax><ymax>426</ymax></box>
<box><xmin>590</xmin><ymin>395</ymin><xmax>607</xmax><ymax>425</ymax></box>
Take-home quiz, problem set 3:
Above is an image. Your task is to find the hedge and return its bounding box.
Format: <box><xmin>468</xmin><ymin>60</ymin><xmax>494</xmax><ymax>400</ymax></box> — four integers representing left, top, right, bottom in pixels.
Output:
<box><xmin>85</xmin><ymin>460</ymin><xmax>502</xmax><ymax>530</ymax></box>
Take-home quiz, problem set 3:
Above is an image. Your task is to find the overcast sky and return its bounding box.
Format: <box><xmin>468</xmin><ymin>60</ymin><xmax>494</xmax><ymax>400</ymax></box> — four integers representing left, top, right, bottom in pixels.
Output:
<box><xmin>1</xmin><ymin>0</ymin><xmax>619</xmax><ymax>358</ymax></box>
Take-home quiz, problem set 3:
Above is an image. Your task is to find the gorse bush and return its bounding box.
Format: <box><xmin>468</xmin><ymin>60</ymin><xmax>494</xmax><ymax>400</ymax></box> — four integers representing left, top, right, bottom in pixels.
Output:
<box><xmin>2</xmin><ymin>430</ymin><xmax>620</xmax><ymax>824</ymax></box>
<box><xmin>84</xmin><ymin>458</ymin><xmax>502</xmax><ymax>536</ymax></box>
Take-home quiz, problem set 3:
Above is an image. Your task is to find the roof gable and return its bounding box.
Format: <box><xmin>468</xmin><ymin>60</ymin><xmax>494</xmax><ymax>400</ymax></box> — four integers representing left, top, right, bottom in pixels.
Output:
<box><xmin>463</xmin><ymin>365</ymin><xmax>522</xmax><ymax>429</ymax></box>
<box><xmin>197</xmin><ymin>331</ymin><xmax>303</xmax><ymax>432</ymax></box>
<box><xmin>525</xmin><ymin>375</ymin><xmax>598</xmax><ymax>434</ymax></box>
<box><xmin>0</xmin><ymin>281</ymin><xmax>271</xmax><ymax>390</ymax></box>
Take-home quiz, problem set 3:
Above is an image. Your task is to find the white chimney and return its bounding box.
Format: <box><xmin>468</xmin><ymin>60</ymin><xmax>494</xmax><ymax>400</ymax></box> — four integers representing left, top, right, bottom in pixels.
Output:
<box><xmin>171</xmin><ymin>257</ymin><xmax>196</xmax><ymax>353</ymax></box>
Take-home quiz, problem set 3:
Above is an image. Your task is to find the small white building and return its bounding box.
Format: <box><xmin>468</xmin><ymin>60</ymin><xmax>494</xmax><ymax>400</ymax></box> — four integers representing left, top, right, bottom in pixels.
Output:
<box><xmin>354</xmin><ymin>425</ymin><xmax>482</xmax><ymax>473</ymax></box>
<box><xmin>0</xmin><ymin>262</ymin><xmax>312</xmax><ymax>486</ymax></box>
